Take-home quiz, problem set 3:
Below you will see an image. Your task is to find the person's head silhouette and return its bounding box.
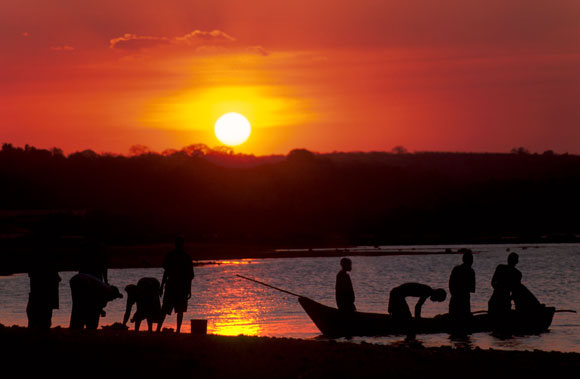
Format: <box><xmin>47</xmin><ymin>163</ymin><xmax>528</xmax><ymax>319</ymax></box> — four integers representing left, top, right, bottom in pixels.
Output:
<box><xmin>508</xmin><ymin>252</ymin><xmax>519</xmax><ymax>267</ymax></box>
<box><xmin>463</xmin><ymin>251</ymin><xmax>473</xmax><ymax>267</ymax></box>
<box><xmin>340</xmin><ymin>257</ymin><xmax>352</xmax><ymax>272</ymax></box>
<box><xmin>430</xmin><ymin>288</ymin><xmax>447</xmax><ymax>302</ymax></box>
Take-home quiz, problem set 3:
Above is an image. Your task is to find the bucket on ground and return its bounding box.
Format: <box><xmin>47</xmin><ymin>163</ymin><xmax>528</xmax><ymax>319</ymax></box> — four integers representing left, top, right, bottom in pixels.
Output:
<box><xmin>190</xmin><ymin>319</ymin><xmax>207</xmax><ymax>335</ymax></box>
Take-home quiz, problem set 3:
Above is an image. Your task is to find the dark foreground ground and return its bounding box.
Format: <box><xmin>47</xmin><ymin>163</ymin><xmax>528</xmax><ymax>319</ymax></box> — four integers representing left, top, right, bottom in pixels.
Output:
<box><xmin>2</xmin><ymin>325</ymin><xmax>579</xmax><ymax>378</ymax></box>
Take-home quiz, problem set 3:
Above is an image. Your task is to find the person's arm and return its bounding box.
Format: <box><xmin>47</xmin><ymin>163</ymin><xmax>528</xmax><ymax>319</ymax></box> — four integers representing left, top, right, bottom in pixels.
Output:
<box><xmin>470</xmin><ymin>269</ymin><xmax>476</xmax><ymax>293</ymax></box>
<box><xmin>347</xmin><ymin>276</ymin><xmax>355</xmax><ymax>304</ymax></box>
<box><xmin>159</xmin><ymin>272</ymin><xmax>167</xmax><ymax>297</ymax></box>
<box><xmin>491</xmin><ymin>266</ymin><xmax>500</xmax><ymax>289</ymax></box>
<box><xmin>187</xmin><ymin>263</ymin><xmax>194</xmax><ymax>299</ymax></box>
<box><xmin>415</xmin><ymin>296</ymin><xmax>427</xmax><ymax>319</ymax></box>
<box><xmin>449</xmin><ymin>268</ymin><xmax>457</xmax><ymax>295</ymax></box>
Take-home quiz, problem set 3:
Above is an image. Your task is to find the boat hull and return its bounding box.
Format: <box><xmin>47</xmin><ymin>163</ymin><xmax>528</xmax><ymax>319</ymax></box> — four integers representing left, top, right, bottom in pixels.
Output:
<box><xmin>298</xmin><ymin>296</ymin><xmax>555</xmax><ymax>338</ymax></box>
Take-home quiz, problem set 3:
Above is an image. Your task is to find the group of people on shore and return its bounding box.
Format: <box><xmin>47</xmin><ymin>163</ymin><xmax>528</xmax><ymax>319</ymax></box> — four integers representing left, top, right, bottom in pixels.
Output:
<box><xmin>26</xmin><ymin>236</ymin><xmax>194</xmax><ymax>333</ymax></box>
<box><xmin>335</xmin><ymin>250</ymin><xmax>544</xmax><ymax>329</ymax></box>
<box><xmin>120</xmin><ymin>236</ymin><xmax>194</xmax><ymax>332</ymax></box>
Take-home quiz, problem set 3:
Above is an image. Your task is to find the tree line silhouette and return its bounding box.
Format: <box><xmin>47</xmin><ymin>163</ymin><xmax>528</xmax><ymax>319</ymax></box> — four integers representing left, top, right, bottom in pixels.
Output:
<box><xmin>1</xmin><ymin>143</ymin><xmax>580</xmax><ymax>260</ymax></box>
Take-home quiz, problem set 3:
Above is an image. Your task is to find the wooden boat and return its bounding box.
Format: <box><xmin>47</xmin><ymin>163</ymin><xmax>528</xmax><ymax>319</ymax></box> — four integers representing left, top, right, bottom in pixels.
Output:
<box><xmin>298</xmin><ymin>296</ymin><xmax>556</xmax><ymax>338</ymax></box>
<box><xmin>235</xmin><ymin>275</ymin><xmax>560</xmax><ymax>338</ymax></box>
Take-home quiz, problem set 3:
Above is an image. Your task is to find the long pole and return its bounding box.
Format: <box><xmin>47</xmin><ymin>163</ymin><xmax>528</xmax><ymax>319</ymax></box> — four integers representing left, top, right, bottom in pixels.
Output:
<box><xmin>236</xmin><ymin>274</ymin><xmax>303</xmax><ymax>297</ymax></box>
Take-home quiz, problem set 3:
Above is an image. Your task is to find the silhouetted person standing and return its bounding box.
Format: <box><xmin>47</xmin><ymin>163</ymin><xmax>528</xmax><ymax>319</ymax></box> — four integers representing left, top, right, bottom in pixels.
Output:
<box><xmin>388</xmin><ymin>283</ymin><xmax>447</xmax><ymax>319</ymax></box>
<box><xmin>123</xmin><ymin>277</ymin><xmax>162</xmax><ymax>332</ymax></box>
<box><xmin>448</xmin><ymin>250</ymin><xmax>476</xmax><ymax>319</ymax></box>
<box><xmin>336</xmin><ymin>258</ymin><xmax>356</xmax><ymax>312</ymax></box>
<box><xmin>27</xmin><ymin>249</ymin><xmax>61</xmax><ymax>330</ymax></box>
<box><xmin>488</xmin><ymin>252</ymin><xmax>522</xmax><ymax>325</ymax></box>
<box><xmin>157</xmin><ymin>236</ymin><xmax>194</xmax><ymax>333</ymax></box>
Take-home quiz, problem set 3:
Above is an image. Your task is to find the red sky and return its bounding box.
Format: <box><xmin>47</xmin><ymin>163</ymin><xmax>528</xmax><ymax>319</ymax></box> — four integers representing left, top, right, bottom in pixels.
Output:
<box><xmin>2</xmin><ymin>0</ymin><xmax>580</xmax><ymax>155</ymax></box>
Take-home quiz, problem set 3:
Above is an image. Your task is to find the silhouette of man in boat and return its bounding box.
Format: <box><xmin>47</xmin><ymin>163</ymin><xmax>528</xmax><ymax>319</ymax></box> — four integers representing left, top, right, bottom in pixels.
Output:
<box><xmin>123</xmin><ymin>277</ymin><xmax>162</xmax><ymax>332</ymax></box>
<box><xmin>488</xmin><ymin>252</ymin><xmax>521</xmax><ymax>321</ymax></box>
<box><xmin>388</xmin><ymin>283</ymin><xmax>446</xmax><ymax>319</ymax></box>
<box><xmin>336</xmin><ymin>258</ymin><xmax>356</xmax><ymax>312</ymax></box>
<box><xmin>488</xmin><ymin>252</ymin><xmax>548</xmax><ymax>331</ymax></box>
<box><xmin>448</xmin><ymin>249</ymin><xmax>475</xmax><ymax>321</ymax></box>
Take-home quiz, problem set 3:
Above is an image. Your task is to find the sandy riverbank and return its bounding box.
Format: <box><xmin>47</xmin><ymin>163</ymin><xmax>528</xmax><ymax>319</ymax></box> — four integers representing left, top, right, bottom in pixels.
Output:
<box><xmin>2</xmin><ymin>325</ymin><xmax>578</xmax><ymax>378</ymax></box>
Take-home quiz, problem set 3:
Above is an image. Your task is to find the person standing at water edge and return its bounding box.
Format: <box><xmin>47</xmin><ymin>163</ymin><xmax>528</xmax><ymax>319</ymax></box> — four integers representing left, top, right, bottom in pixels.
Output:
<box><xmin>448</xmin><ymin>249</ymin><xmax>475</xmax><ymax>319</ymax></box>
<box><xmin>157</xmin><ymin>236</ymin><xmax>194</xmax><ymax>333</ymax></box>
<box><xmin>336</xmin><ymin>258</ymin><xmax>356</xmax><ymax>312</ymax></box>
<box><xmin>27</xmin><ymin>240</ymin><xmax>61</xmax><ymax>329</ymax></box>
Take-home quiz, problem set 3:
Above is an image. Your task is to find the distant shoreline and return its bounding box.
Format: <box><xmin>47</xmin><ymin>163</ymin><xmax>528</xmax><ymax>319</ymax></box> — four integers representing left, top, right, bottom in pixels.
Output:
<box><xmin>2</xmin><ymin>241</ymin><xmax>576</xmax><ymax>276</ymax></box>
<box><xmin>1</xmin><ymin>325</ymin><xmax>578</xmax><ymax>378</ymax></box>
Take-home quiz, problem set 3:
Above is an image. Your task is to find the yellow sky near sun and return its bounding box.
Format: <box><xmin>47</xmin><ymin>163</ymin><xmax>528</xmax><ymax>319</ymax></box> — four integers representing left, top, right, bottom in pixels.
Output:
<box><xmin>142</xmin><ymin>85</ymin><xmax>310</xmax><ymax>132</ymax></box>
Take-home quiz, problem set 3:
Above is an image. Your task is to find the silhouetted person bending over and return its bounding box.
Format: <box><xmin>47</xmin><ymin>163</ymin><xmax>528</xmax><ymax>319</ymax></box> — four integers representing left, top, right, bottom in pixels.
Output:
<box><xmin>336</xmin><ymin>258</ymin><xmax>356</xmax><ymax>312</ymax></box>
<box><xmin>123</xmin><ymin>277</ymin><xmax>162</xmax><ymax>332</ymax></box>
<box><xmin>448</xmin><ymin>250</ymin><xmax>475</xmax><ymax>320</ymax></box>
<box><xmin>388</xmin><ymin>283</ymin><xmax>447</xmax><ymax>319</ymax></box>
<box><xmin>157</xmin><ymin>236</ymin><xmax>194</xmax><ymax>333</ymax></box>
<box><xmin>488</xmin><ymin>252</ymin><xmax>521</xmax><ymax>321</ymax></box>
<box><xmin>69</xmin><ymin>273</ymin><xmax>123</xmax><ymax>329</ymax></box>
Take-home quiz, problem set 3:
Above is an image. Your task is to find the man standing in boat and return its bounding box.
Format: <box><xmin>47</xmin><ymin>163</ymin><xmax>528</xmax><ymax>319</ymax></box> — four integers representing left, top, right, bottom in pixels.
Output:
<box><xmin>448</xmin><ymin>249</ymin><xmax>476</xmax><ymax>321</ymax></box>
<box><xmin>388</xmin><ymin>283</ymin><xmax>446</xmax><ymax>319</ymax></box>
<box><xmin>488</xmin><ymin>252</ymin><xmax>521</xmax><ymax>322</ymax></box>
<box><xmin>336</xmin><ymin>258</ymin><xmax>356</xmax><ymax>312</ymax></box>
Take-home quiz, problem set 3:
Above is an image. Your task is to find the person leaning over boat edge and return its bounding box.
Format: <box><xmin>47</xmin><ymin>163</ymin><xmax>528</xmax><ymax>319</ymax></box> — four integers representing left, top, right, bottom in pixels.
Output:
<box><xmin>336</xmin><ymin>258</ymin><xmax>356</xmax><ymax>312</ymax></box>
<box><xmin>388</xmin><ymin>283</ymin><xmax>446</xmax><ymax>319</ymax></box>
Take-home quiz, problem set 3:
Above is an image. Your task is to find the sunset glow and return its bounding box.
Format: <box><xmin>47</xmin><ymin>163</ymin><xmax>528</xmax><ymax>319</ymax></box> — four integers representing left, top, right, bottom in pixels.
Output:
<box><xmin>2</xmin><ymin>1</ymin><xmax>580</xmax><ymax>155</ymax></box>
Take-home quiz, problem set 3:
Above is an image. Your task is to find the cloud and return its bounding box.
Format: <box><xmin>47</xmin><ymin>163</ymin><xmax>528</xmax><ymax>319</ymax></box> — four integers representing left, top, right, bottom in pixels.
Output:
<box><xmin>174</xmin><ymin>30</ymin><xmax>235</xmax><ymax>45</ymax></box>
<box><xmin>110</xmin><ymin>30</ymin><xmax>235</xmax><ymax>50</ymax></box>
<box><xmin>108</xmin><ymin>30</ymin><xmax>270</xmax><ymax>58</ymax></box>
<box><xmin>109</xmin><ymin>34</ymin><xmax>170</xmax><ymax>50</ymax></box>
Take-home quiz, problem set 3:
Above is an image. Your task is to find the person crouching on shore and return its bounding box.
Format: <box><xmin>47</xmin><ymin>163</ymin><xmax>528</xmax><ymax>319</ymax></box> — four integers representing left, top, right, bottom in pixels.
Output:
<box><xmin>123</xmin><ymin>277</ymin><xmax>162</xmax><ymax>332</ymax></box>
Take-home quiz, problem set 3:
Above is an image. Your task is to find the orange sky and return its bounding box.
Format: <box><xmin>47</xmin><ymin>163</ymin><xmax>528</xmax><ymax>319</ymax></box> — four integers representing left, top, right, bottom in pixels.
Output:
<box><xmin>2</xmin><ymin>0</ymin><xmax>580</xmax><ymax>155</ymax></box>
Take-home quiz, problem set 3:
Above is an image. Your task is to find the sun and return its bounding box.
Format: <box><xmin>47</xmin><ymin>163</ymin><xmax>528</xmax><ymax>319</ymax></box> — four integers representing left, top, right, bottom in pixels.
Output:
<box><xmin>214</xmin><ymin>112</ymin><xmax>251</xmax><ymax>146</ymax></box>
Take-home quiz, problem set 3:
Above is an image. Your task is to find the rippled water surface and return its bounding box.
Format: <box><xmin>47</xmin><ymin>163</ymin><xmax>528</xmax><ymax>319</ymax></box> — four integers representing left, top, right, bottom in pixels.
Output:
<box><xmin>1</xmin><ymin>243</ymin><xmax>579</xmax><ymax>352</ymax></box>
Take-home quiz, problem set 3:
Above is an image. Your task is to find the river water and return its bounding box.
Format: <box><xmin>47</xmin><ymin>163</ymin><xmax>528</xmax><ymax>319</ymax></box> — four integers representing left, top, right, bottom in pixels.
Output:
<box><xmin>1</xmin><ymin>243</ymin><xmax>579</xmax><ymax>352</ymax></box>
